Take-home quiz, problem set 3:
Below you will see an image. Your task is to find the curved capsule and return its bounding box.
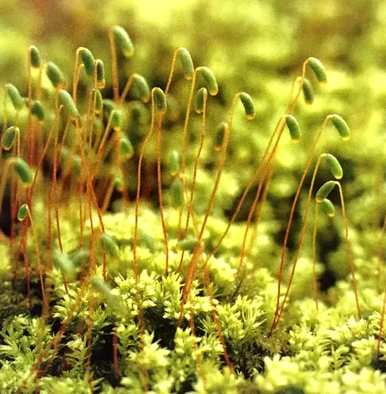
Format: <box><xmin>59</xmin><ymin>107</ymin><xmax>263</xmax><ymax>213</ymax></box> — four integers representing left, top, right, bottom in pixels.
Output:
<box><xmin>168</xmin><ymin>150</ymin><xmax>180</xmax><ymax>176</ymax></box>
<box><xmin>239</xmin><ymin>92</ymin><xmax>256</xmax><ymax>120</ymax></box>
<box><xmin>100</xmin><ymin>233</ymin><xmax>119</xmax><ymax>257</ymax></box>
<box><xmin>307</xmin><ymin>57</ymin><xmax>327</xmax><ymax>83</ymax></box>
<box><xmin>17</xmin><ymin>203</ymin><xmax>30</xmax><ymax>221</ymax></box>
<box><xmin>79</xmin><ymin>47</ymin><xmax>95</xmax><ymax>76</ymax></box>
<box><xmin>12</xmin><ymin>158</ymin><xmax>33</xmax><ymax>185</ymax></box>
<box><xmin>322</xmin><ymin>153</ymin><xmax>343</xmax><ymax>179</ymax></box>
<box><xmin>110</xmin><ymin>109</ymin><xmax>122</xmax><ymax>130</ymax></box>
<box><xmin>90</xmin><ymin>277</ymin><xmax>116</xmax><ymax>304</ymax></box>
<box><xmin>285</xmin><ymin>114</ymin><xmax>301</xmax><ymax>142</ymax></box>
<box><xmin>59</xmin><ymin>89</ymin><xmax>79</xmax><ymax>118</ymax></box>
<box><xmin>177</xmin><ymin>237</ymin><xmax>199</xmax><ymax>251</ymax></box>
<box><xmin>330</xmin><ymin>114</ymin><xmax>350</xmax><ymax>140</ymax></box>
<box><xmin>153</xmin><ymin>87</ymin><xmax>167</xmax><ymax>114</ymax></box>
<box><xmin>120</xmin><ymin>136</ymin><xmax>134</xmax><ymax>159</ymax></box>
<box><xmin>1</xmin><ymin>126</ymin><xmax>19</xmax><ymax>151</ymax></box>
<box><xmin>319</xmin><ymin>198</ymin><xmax>336</xmax><ymax>218</ymax></box>
<box><xmin>53</xmin><ymin>251</ymin><xmax>77</xmax><ymax>281</ymax></box>
<box><xmin>194</xmin><ymin>87</ymin><xmax>208</xmax><ymax>114</ymax></box>
<box><xmin>96</xmin><ymin>59</ymin><xmax>105</xmax><ymax>88</ymax></box>
<box><xmin>302</xmin><ymin>78</ymin><xmax>314</xmax><ymax>104</ymax></box>
<box><xmin>132</xmin><ymin>74</ymin><xmax>150</xmax><ymax>103</ymax></box>
<box><xmin>196</xmin><ymin>66</ymin><xmax>218</xmax><ymax>96</ymax></box>
<box><xmin>316</xmin><ymin>180</ymin><xmax>338</xmax><ymax>203</ymax></box>
<box><xmin>29</xmin><ymin>45</ymin><xmax>41</xmax><ymax>68</ymax></box>
<box><xmin>177</xmin><ymin>47</ymin><xmax>194</xmax><ymax>80</ymax></box>
<box><xmin>170</xmin><ymin>177</ymin><xmax>184</xmax><ymax>207</ymax></box>
<box><xmin>31</xmin><ymin>101</ymin><xmax>45</xmax><ymax>121</ymax></box>
<box><xmin>5</xmin><ymin>84</ymin><xmax>24</xmax><ymax>110</ymax></box>
<box><xmin>112</xmin><ymin>25</ymin><xmax>134</xmax><ymax>58</ymax></box>
<box><xmin>214</xmin><ymin>121</ymin><xmax>228</xmax><ymax>151</ymax></box>
<box><xmin>46</xmin><ymin>62</ymin><xmax>65</xmax><ymax>88</ymax></box>
<box><xmin>93</xmin><ymin>89</ymin><xmax>104</xmax><ymax>115</ymax></box>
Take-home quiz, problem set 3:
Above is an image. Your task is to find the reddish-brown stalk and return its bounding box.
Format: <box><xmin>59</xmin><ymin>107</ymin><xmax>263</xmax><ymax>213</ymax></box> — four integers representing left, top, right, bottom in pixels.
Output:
<box><xmin>120</xmin><ymin>74</ymin><xmax>134</xmax><ymax>104</ymax></box>
<box><xmin>164</xmin><ymin>48</ymin><xmax>179</xmax><ymax>94</ymax></box>
<box><xmin>177</xmin><ymin>89</ymin><xmax>208</xmax><ymax>272</ymax></box>
<box><xmin>272</xmin><ymin>178</ymin><xmax>361</xmax><ymax>332</ymax></box>
<box><xmin>176</xmin><ymin>71</ymin><xmax>197</xmax><ymax>237</ymax></box>
<box><xmin>270</xmin><ymin>116</ymin><xmax>331</xmax><ymax>334</ymax></box>
<box><xmin>311</xmin><ymin>202</ymin><xmax>320</xmax><ymax>311</ymax></box>
<box><xmin>108</xmin><ymin>29</ymin><xmax>120</xmax><ymax>101</ymax></box>
<box><xmin>155</xmin><ymin>113</ymin><xmax>170</xmax><ymax>275</ymax></box>
<box><xmin>178</xmin><ymin>122</ymin><xmax>230</xmax><ymax>323</ymax></box>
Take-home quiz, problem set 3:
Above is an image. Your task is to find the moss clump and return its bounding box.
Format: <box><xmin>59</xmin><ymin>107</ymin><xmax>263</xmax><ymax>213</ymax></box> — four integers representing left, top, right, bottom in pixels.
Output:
<box><xmin>0</xmin><ymin>23</ymin><xmax>384</xmax><ymax>394</ymax></box>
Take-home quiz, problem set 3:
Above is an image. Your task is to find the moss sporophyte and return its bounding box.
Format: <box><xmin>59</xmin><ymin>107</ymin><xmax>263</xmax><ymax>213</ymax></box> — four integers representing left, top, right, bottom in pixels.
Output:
<box><xmin>0</xmin><ymin>25</ymin><xmax>384</xmax><ymax>393</ymax></box>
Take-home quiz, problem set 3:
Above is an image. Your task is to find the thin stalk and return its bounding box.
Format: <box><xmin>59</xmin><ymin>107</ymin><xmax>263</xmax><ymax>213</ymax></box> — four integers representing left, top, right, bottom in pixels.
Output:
<box><xmin>178</xmin><ymin>122</ymin><xmax>230</xmax><ymax>323</ymax></box>
<box><xmin>177</xmin><ymin>91</ymin><xmax>208</xmax><ymax>271</ymax></box>
<box><xmin>164</xmin><ymin>48</ymin><xmax>179</xmax><ymax>94</ymax></box>
<box><xmin>119</xmin><ymin>74</ymin><xmax>134</xmax><ymax>104</ymax></box>
<box><xmin>270</xmin><ymin>117</ymin><xmax>330</xmax><ymax>334</ymax></box>
<box><xmin>155</xmin><ymin>114</ymin><xmax>170</xmax><ymax>275</ymax></box>
<box><xmin>336</xmin><ymin>182</ymin><xmax>361</xmax><ymax>318</ymax></box>
<box><xmin>177</xmin><ymin>71</ymin><xmax>197</xmax><ymax>237</ymax></box>
<box><xmin>311</xmin><ymin>202</ymin><xmax>320</xmax><ymax>311</ymax></box>
<box><xmin>108</xmin><ymin>29</ymin><xmax>120</xmax><ymax>101</ymax></box>
<box><xmin>132</xmin><ymin>99</ymin><xmax>156</xmax><ymax>280</ymax></box>
<box><xmin>271</xmin><ymin>153</ymin><xmax>325</xmax><ymax>331</ymax></box>
<box><xmin>377</xmin><ymin>288</ymin><xmax>386</xmax><ymax>356</ymax></box>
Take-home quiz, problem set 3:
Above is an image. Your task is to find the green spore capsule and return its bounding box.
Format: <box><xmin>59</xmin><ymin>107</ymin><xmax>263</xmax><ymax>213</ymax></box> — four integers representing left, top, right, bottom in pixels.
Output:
<box><xmin>100</xmin><ymin>233</ymin><xmax>119</xmax><ymax>257</ymax></box>
<box><xmin>110</xmin><ymin>109</ymin><xmax>122</xmax><ymax>130</ymax></box>
<box><xmin>95</xmin><ymin>59</ymin><xmax>105</xmax><ymax>88</ymax></box>
<box><xmin>316</xmin><ymin>180</ymin><xmax>337</xmax><ymax>203</ymax></box>
<box><xmin>153</xmin><ymin>87</ymin><xmax>167</xmax><ymax>114</ymax></box>
<box><xmin>302</xmin><ymin>78</ymin><xmax>314</xmax><ymax>104</ymax></box>
<box><xmin>5</xmin><ymin>84</ymin><xmax>24</xmax><ymax>111</ymax></box>
<box><xmin>170</xmin><ymin>177</ymin><xmax>184</xmax><ymax>207</ymax></box>
<box><xmin>113</xmin><ymin>175</ymin><xmax>124</xmax><ymax>192</ymax></box>
<box><xmin>79</xmin><ymin>47</ymin><xmax>95</xmax><ymax>76</ymax></box>
<box><xmin>239</xmin><ymin>92</ymin><xmax>256</xmax><ymax>120</ymax></box>
<box><xmin>194</xmin><ymin>87</ymin><xmax>208</xmax><ymax>114</ymax></box>
<box><xmin>1</xmin><ymin>126</ymin><xmax>19</xmax><ymax>151</ymax></box>
<box><xmin>177</xmin><ymin>47</ymin><xmax>194</xmax><ymax>80</ymax></box>
<box><xmin>71</xmin><ymin>249</ymin><xmax>89</xmax><ymax>268</ymax></box>
<box><xmin>93</xmin><ymin>89</ymin><xmax>103</xmax><ymax>115</ymax></box>
<box><xmin>46</xmin><ymin>61</ymin><xmax>65</xmax><ymax>88</ymax></box>
<box><xmin>103</xmin><ymin>99</ymin><xmax>115</xmax><ymax>115</ymax></box>
<box><xmin>53</xmin><ymin>251</ymin><xmax>76</xmax><ymax>281</ymax></box>
<box><xmin>177</xmin><ymin>237</ymin><xmax>199</xmax><ymax>251</ymax></box>
<box><xmin>322</xmin><ymin>153</ymin><xmax>343</xmax><ymax>179</ymax></box>
<box><xmin>214</xmin><ymin>121</ymin><xmax>228</xmax><ymax>151</ymax></box>
<box><xmin>285</xmin><ymin>114</ymin><xmax>301</xmax><ymax>142</ymax></box>
<box><xmin>17</xmin><ymin>203</ymin><xmax>29</xmax><ymax>222</ymax></box>
<box><xmin>132</xmin><ymin>74</ymin><xmax>150</xmax><ymax>103</ymax></box>
<box><xmin>12</xmin><ymin>158</ymin><xmax>33</xmax><ymax>185</ymax></box>
<box><xmin>112</xmin><ymin>25</ymin><xmax>134</xmax><ymax>58</ymax></box>
<box><xmin>31</xmin><ymin>100</ymin><xmax>45</xmax><ymax>121</ymax></box>
<box><xmin>319</xmin><ymin>198</ymin><xmax>336</xmax><ymax>218</ymax></box>
<box><xmin>120</xmin><ymin>136</ymin><xmax>134</xmax><ymax>159</ymax></box>
<box><xmin>90</xmin><ymin>277</ymin><xmax>116</xmax><ymax>304</ymax></box>
<box><xmin>330</xmin><ymin>114</ymin><xmax>350</xmax><ymax>140</ymax></box>
<box><xmin>307</xmin><ymin>57</ymin><xmax>327</xmax><ymax>83</ymax></box>
<box><xmin>197</xmin><ymin>66</ymin><xmax>218</xmax><ymax>96</ymax></box>
<box><xmin>138</xmin><ymin>229</ymin><xmax>156</xmax><ymax>251</ymax></box>
<box><xmin>72</xmin><ymin>154</ymin><xmax>81</xmax><ymax>175</ymax></box>
<box><xmin>29</xmin><ymin>45</ymin><xmax>41</xmax><ymax>68</ymax></box>
<box><xmin>59</xmin><ymin>89</ymin><xmax>79</xmax><ymax>118</ymax></box>
<box><xmin>168</xmin><ymin>150</ymin><xmax>180</xmax><ymax>176</ymax></box>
